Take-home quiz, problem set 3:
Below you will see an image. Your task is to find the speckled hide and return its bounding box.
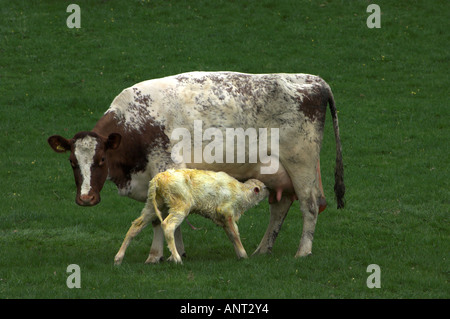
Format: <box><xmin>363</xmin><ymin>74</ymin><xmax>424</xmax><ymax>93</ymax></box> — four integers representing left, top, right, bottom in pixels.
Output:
<box><xmin>48</xmin><ymin>71</ymin><xmax>344</xmax><ymax>261</ymax></box>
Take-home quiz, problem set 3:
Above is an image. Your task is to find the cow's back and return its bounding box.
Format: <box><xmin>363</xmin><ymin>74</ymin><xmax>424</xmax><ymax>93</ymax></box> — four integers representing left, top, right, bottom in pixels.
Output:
<box><xmin>107</xmin><ymin>72</ymin><xmax>328</xmax><ymax>132</ymax></box>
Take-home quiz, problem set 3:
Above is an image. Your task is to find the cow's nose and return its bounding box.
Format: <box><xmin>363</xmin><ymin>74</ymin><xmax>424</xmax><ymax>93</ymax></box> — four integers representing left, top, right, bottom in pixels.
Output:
<box><xmin>80</xmin><ymin>194</ymin><xmax>94</xmax><ymax>204</ymax></box>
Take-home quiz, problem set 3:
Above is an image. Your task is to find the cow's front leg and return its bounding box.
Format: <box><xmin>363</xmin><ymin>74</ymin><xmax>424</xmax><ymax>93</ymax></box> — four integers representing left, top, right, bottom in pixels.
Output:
<box><xmin>145</xmin><ymin>221</ymin><xmax>185</xmax><ymax>264</ymax></box>
<box><xmin>253</xmin><ymin>195</ymin><xmax>292</xmax><ymax>255</ymax></box>
<box><xmin>174</xmin><ymin>225</ymin><xmax>186</xmax><ymax>258</ymax></box>
<box><xmin>145</xmin><ymin>220</ymin><xmax>165</xmax><ymax>264</ymax></box>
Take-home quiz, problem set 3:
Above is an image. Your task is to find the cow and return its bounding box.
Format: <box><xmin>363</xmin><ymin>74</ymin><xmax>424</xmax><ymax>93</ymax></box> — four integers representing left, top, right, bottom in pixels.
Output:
<box><xmin>114</xmin><ymin>169</ymin><xmax>269</xmax><ymax>265</ymax></box>
<box><xmin>47</xmin><ymin>71</ymin><xmax>345</xmax><ymax>261</ymax></box>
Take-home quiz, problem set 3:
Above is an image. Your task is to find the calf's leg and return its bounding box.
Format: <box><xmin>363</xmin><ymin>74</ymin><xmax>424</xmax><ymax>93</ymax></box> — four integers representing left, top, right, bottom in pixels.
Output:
<box><xmin>161</xmin><ymin>211</ymin><xmax>186</xmax><ymax>264</ymax></box>
<box><xmin>114</xmin><ymin>205</ymin><xmax>155</xmax><ymax>265</ymax></box>
<box><xmin>223</xmin><ymin>217</ymin><xmax>248</xmax><ymax>259</ymax></box>
<box><xmin>145</xmin><ymin>207</ymin><xmax>186</xmax><ymax>264</ymax></box>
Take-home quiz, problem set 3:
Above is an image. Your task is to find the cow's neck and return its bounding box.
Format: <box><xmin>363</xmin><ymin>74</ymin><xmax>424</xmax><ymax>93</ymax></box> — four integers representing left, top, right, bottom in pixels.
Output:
<box><xmin>92</xmin><ymin>111</ymin><xmax>149</xmax><ymax>191</ymax></box>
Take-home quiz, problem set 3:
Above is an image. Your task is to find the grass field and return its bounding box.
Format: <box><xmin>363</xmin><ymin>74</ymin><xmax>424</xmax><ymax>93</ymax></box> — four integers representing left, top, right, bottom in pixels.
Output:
<box><xmin>0</xmin><ymin>0</ymin><xmax>448</xmax><ymax>299</ymax></box>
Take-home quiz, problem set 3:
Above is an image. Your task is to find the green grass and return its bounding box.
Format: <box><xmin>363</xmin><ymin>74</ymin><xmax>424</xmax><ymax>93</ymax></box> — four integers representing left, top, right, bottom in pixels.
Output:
<box><xmin>0</xmin><ymin>0</ymin><xmax>448</xmax><ymax>299</ymax></box>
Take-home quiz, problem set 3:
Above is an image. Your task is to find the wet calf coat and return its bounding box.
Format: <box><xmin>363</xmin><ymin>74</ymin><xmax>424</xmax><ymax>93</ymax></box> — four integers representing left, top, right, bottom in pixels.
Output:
<box><xmin>114</xmin><ymin>169</ymin><xmax>269</xmax><ymax>264</ymax></box>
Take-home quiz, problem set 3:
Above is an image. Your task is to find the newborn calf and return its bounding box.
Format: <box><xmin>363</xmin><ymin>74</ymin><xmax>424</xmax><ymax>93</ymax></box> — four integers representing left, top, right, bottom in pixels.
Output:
<box><xmin>114</xmin><ymin>169</ymin><xmax>268</xmax><ymax>264</ymax></box>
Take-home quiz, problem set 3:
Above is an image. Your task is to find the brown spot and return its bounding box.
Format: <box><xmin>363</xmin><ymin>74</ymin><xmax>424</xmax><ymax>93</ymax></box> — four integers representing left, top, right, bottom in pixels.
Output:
<box><xmin>134</xmin><ymin>89</ymin><xmax>153</xmax><ymax>107</ymax></box>
<box><xmin>295</xmin><ymin>86</ymin><xmax>327</xmax><ymax>123</ymax></box>
<box><xmin>93</xmin><ymin>110</ymin><xmax>170</xmax><ymax>190</ymax></box>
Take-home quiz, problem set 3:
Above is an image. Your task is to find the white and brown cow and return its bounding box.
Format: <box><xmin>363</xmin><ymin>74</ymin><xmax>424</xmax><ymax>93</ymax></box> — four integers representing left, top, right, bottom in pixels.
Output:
<box><xmin>48</xmin><ymin>71</ymin><xmax>345</xmax><ymax>260</ymax></box>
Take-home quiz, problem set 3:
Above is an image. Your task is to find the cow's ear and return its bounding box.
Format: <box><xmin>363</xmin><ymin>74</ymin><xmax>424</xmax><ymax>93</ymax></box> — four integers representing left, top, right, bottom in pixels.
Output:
<box><xmin>48</xmin><ymin>135</ymin><xmax>71</xmax><ymax>153</ymax></box>
<box><xmin>106</xmin><ymin>133</ymin><xmax>121</xmax><ymax>150</ymax></box>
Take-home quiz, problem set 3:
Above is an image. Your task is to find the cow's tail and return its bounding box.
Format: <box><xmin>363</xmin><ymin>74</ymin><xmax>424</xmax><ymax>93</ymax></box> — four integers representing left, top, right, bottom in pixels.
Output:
<box><xmin>149</xmin><ymin>179</ymin><xmax>164</xmax><ymax>223</ymax></box>
<box><xmin>328</xmin><ymin>89</ymin><xmax>345</xmax><ymax>209</ymax></box>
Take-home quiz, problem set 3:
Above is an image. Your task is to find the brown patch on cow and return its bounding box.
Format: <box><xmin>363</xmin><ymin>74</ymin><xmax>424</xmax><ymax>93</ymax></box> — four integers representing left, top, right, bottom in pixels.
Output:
<box><xmin>292</xmin><ymin>85</ymin><xmax>328</xmax><ymax>125</ymax></box>
<box><xmin>92</xmin><ymin>110</ymin><xmax>170</xmax><ymax>191</ymax></box>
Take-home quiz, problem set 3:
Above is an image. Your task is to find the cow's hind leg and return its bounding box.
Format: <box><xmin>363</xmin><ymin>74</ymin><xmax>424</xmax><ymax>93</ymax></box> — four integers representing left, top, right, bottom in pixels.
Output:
<box><xmin>290</xmin><ymin>167</ymin><xmax>321</xmax><ymax>257</ymax></box>
<box><xmin>295</xmin><ymin>192</ymin><xmax>319</xmax><ymax>257</ymax></box>
<box><xmin>114</xmin><ymin>205</ymin><xmax>155</xmax><ymax>265</ymax></box>
<box><xmin>253</xmin><ymin>195</ymin><xmax>292</xmax><ymax>255</ymax></box>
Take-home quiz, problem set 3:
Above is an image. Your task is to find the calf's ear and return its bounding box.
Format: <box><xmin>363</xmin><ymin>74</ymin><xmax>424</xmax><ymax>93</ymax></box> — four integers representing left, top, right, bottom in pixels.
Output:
<box><xmin>105</xmin><ymin>133</ymin><xmax>121</xmax><ymax>150</ymax></box>
<box><xmin>48</xmin><ymin>135</ymin><xmax>71</xmax><ymax>153</ymax></box>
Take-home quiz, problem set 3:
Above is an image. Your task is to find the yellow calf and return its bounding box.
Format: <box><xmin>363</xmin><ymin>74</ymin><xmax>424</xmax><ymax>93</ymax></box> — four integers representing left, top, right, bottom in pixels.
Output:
<box><xmin>114</xmin><ymin>169</ymin><xmax>268</xmax><ymax>264</ymax></box>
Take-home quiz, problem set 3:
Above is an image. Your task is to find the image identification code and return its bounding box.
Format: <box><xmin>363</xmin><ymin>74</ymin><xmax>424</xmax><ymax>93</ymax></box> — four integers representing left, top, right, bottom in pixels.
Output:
<box><xmin>180</xmin><ymin>303</ymin><xmax>269</xmax><ymax>316</ymax></box>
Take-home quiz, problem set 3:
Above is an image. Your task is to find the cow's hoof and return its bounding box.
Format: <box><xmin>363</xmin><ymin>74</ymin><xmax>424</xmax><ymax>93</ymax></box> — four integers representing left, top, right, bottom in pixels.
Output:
<box><xmin>252</xmin><ymin>246</ymin><xmax>272</xmax><ymax>256</ymax></box>
<box><xmin>145</xmin><ymin>255</ymin><xmax>164</xmax><ymax>264</ymax></box>
<box><xmin>295</xmin><ymin>251</ymin><xmax>312</xmax><ymax>258</ymax></box>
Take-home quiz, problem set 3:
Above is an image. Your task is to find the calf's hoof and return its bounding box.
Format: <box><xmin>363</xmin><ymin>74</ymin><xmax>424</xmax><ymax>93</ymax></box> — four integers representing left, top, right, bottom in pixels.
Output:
<box><xmin>167</xmin><ymin>255</ymin><xmax>183</xmax><ymax>264</ymax></box>
<box><xmin>114</xmin><ymin>254</ymin><xmax>123</xmax><ymax>265</ymax></box>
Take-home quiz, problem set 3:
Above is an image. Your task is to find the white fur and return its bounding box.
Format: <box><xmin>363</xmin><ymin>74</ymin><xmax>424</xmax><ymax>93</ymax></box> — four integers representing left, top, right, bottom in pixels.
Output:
<box><xmin>74</xmin><ymin>136</ymin><xmax>97</xmax><ymax>196</ymax></box>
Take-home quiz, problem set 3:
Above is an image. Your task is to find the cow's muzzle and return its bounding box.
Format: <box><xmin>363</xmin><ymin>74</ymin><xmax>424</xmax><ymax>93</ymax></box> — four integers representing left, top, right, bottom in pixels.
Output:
<box><xmin>76</xmin><ymin>194</ymin><xmax>100</xmax><ymax>206</ymax></box>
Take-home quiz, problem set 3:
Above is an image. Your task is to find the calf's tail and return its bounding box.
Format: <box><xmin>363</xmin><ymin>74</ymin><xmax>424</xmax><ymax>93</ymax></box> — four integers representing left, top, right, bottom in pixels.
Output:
<box><xmin>149</xmin><ymin>180</ymin><xmax>164</xmax><ymax>222</ymax></box>
<box><xmin>328</xmin><ymin>90</ymin><xmax>345</xmax><ymax>209</ymax></box>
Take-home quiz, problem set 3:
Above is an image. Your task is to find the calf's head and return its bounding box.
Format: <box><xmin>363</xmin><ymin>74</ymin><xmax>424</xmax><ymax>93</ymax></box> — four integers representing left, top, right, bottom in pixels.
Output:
<box><xmin>244</xmin><ymin>179</ymin><xmax>270</xmax><ymax>205</ymax></box>
<box><xmin>48</xmin><ymin>131</ymin><xmax>121</xmax><ymax>206</ymax></box>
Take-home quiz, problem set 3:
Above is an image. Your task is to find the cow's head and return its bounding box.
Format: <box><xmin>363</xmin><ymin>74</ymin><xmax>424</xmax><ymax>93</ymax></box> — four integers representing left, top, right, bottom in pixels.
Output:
<box><xmin>48</xmin><ymin>131</ymin><xmax>121</xmax><ymax>206</ymax></box>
